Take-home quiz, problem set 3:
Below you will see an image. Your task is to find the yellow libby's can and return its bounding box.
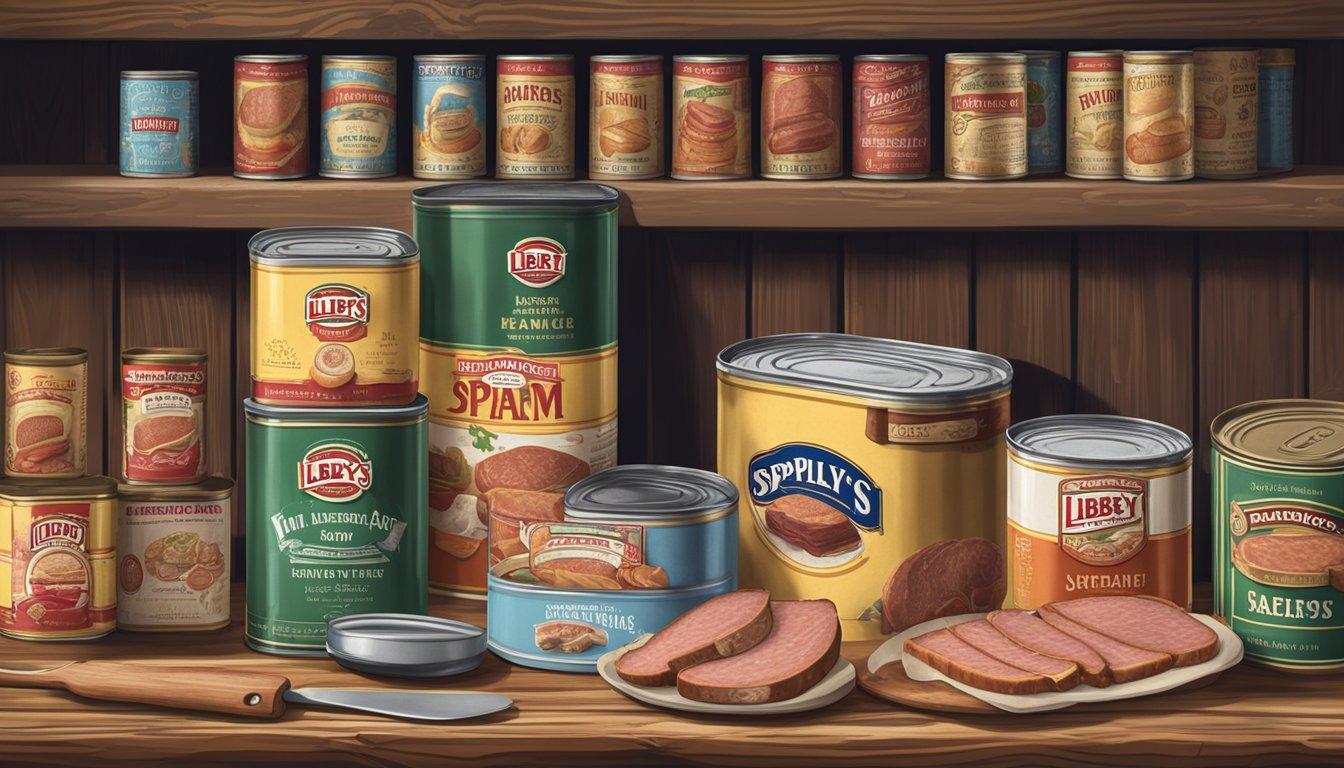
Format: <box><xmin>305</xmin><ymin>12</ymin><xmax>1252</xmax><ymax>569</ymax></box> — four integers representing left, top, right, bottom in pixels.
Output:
<box><xmin>717</xmin><ymin>333</ymin><xmax>1012</xmax><ymax>640</ymax></box>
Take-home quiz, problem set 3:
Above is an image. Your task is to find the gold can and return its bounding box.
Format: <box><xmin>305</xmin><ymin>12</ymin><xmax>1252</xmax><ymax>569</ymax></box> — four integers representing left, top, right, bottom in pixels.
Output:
<box><xmin>117</xmin><ymin>477</ymin><xmax>232</xmax><ymax>632</ymax></box>
<box><xmin>0</xmin><ymin>476</ymin><xmax>117</xmax><ymax>640</ymax></box>
<box><xmin>497</xmin><ymin>55</ymin><xmax>575</xmax><ymax>180</ymax></box>
<box><xmin>1066</xmin><ymin>50</ymin><xmax>1124</xmax><ymax>179</ymax></box>
<box><xmin>1194</xmin><ymin>48</ymin><xmax>1259</xmax><ymax>179</ymax></box>
<box><xmin>590</xmin><ymin>55</ymin><xmax>664</xmax><ymax>180</ymax></box>
<box><xmin>1123</xmin><ymin>51</ymin><xmax>1194</xmax><ymax>182</ymax></box>
<box><xmin>672</xmin><ymin>55</ymin><xmax>751</xmax><ymax>180</ymax></box>
<box><xmin>762</xmin><ymin>55</ymin><xmax>842</xmax><ymax>180</ymax></box>
<box><xmin>944</xmin><ymin>53</ymin><xmax>1028</xmax><ymax>180</ymax></box>
<box><xmin>4</xmin><ymin>348</ymin><xmax>88</xmax><ymax>479</ymax></box>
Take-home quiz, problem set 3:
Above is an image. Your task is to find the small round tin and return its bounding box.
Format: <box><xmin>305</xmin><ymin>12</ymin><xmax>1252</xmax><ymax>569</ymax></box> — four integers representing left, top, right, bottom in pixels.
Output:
<box><xmin>120</xmin><ymin>70</ymin><xmax>199</xmax><ymax>178</ymax></box>
<box><xmin>320</xmin><ymin>55</ymin><xmax>397</xmax><ymax>178</ymax></box>
<box><xmin>1018</xmin><ymin>50</ymin><xmax>1063</xmax><ymax>175</ymax></box>
<box><xmin>327</xmin><ymin>613</ymin><xmax>486</xmax><ymax>678</ymax></box>
<box><xmin>4</xmin><ymin>347</ymin><xmax>89</xmax><ymax>479</ymax></box>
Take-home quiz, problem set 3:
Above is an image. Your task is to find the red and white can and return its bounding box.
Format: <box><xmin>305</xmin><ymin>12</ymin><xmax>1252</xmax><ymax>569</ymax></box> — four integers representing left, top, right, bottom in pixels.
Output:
<box><xmin>234</xmin><ymin>55</ymin><xmax>310</xmax><ymax>179</ymax></box>
<box><xmin>852</xmin><ymin>55</ymin><xmax>930</xmax><ymax>179</ymax></box>
<box><xmin>122</xmin><ymin>348</ymin><xmax>207</xmax><ymax>485</ymax></box>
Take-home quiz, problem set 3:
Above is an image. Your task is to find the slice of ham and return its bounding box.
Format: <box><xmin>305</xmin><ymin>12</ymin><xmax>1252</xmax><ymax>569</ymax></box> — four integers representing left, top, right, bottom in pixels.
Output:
<box><xmin>1044</xmin><ymin>596</ymin><xmax>1218</xmax><ymax>667</ymax></box>
<box><xmin>763</xmin><ymin>495</ymin><xmax>861</xmax><ymax>557</ymax></box>
<box><xmin>947</xmin><ymin>619</ymin><xmax>1079</xmax><ymax>691</ymax></box>
<box><xmin>988</xmin><ymin>609</ymin><xmax>1112</xmax><ymax>687</ymax></box>
<box><xmin>615</xmin><ymin>589</ymin><xmax>772</xmax><ymax>687</ymax></box>
<box><xmin>675</xmin><ymin>599</ymin><xmax>840</xmax><ymax>705</ymax></box>
<box><xmin>1037</xmin><ymin>604</ymin><xmax>1173</xmax><ymax>683</ymax></box>
<box><xmin>903</xmin><ymin>628</ymin><xmax>1055</xmax><ymax>695</ymax></box>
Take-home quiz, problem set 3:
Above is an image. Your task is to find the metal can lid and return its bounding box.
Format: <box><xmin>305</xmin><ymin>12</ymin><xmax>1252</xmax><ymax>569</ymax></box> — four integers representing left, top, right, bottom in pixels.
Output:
<box><xmin>118</xmin><ymin>476</ymin><xmax>234</xmax><ymax>501</ymax></box>
<box><xmin>235</xmin><ymin>55</ymin><xmax>308</xmax><ymax>63</ymax></box>
<box><xmin>0</xmin><ymin>475</ymin><xmax>117</xmax><ymax>501</ymax></box>
<box><xmin>1017</xmin><ymin>50</ymin><xmax>1062</xmax><ymax>60</ymax></box>
<box><xmin>1259</xmin><ymin>47</ymin><xmax>1297</xmax><ymax>66</ymax></box>
<box><xmin>1211</xmin><ymin>399</ymin><xmax>1344</xmax><ymax>470</ymax></box>
<box><xmin>248</xmin><ymin>226</ymin><xmax>419</xmax><ymax>267</ymax></box>
<box><xmin>497</xmin><ymin>54</ymin><xmax>574</xmax><ymax>61</ymax></box>
<box><xmin>122</xmin><ymin>347</ymin><xmax>207</xmax><ymax>364</ymax></box>
<box><xmin>326</xmin><ymin>614</ymin><xmax>486</xmax><ymax>677</ymax></box>
<box><xmin>855</xmin><ymin>54</ymin><xmax>928</xmax><ymax>62</ymax></box>
<box><xmin>244</xmin><ymin>394</ymin><xmax>428</xmax><ymax>423</ymax></box>
<box><xmin>1008</xmin><ymin>415</ymin><xmax>1192</xmax><ymax>470</ymax></box>
<box><xmin>413</xmin><ymin>54</ymin><xmax>485</xmax><ymax>64</ymax></box>
<box><xmin>1069</xmin><ymin>50</ymin><xmax>1124</xmax><ymax>58</ymax></box>
<box><xmin>763</xmin><ymin>54</ymin><xmax>840</xmax><ymax>62</ymax></box>
<box><xmin>1125</xmin><ymin>50</ymin><xmax>1194</xmax><ymax>62</ymax></box>
<box><xmin>4</xmin><ymin>347</ymin><xmax>88</xmax><ymax>365</ymax></box>
<box><xmin>591</xmin><ymin>54</ymin><xmax>663</xmax><ymax>63</ymax></box>
<box><xmin>717</xmin><ymin>333</ymin><xmax>1012</xmax><ymax>409</ymax></box>
<box><xmin>323</xmin><ymin>55</ymin><xmax>396</xmax><ymax>63</ymax></box>
<box><xmin>412</xmin><ymin>182</ymin><xmax>620</xmax><ymax>209</ymax></box>
<box><xmin>673</xmin><ymin>55</ymin><xmax>749</xmax><ymax>63</ymax></box>
<box><xmin>565</xmin><ymin>465</ymin><xmax>739</xmax><ymax>523</ymax></box>
<box><xmin>121</xmin><ymin>70</ymin><xmax>199</xmax><ymax>80</ymax></box>
<box><xmin>946</xmin><ymin>53</ymin><xmax>1027</xmax><ymax>63</ymax></box>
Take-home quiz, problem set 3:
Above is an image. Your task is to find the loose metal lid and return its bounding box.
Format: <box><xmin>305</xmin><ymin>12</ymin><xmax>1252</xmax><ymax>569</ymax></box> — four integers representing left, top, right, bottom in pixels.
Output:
<box><xmin>1008</xmin><ymin>415</ymin><xmax>1192</xmax><ymax>470</ymax></box>
<box><xmin>412</xmin><ymin>182</ymin><xmax>620</xmax><ymax>209</ymax></box>
<box><xmin>4</xmin><ymin>347</ymin><xmax>88</xmax><ymax>365</ymax></box>
<box><xmin>248</xmin><ymin>226</ymin><xmax>419</xmax><ymax>267</ymax></box>
<box><xmin>118</xmin><ymin>476</ymin><xmax>234</xmax><ymax>501</ymax></box>
<box><xmin>1212</xmin><ymin>399</ymin><xmax>1344</xmax><ymax>471</ymax></box>
<box><xmin>244</xmin><ymin>394</ymin><xmax>428</xmax><ymax>423</ymax></box>
<box><xmin>0</xmin><ymin>475</ymin><xmax>117</xmax><ymax>500</ymax></box>
<box><xmin>326</xmin><ymin>613</ymin><xmax>486</xmax><ymax>678</ymax></box>
<box><xmin>717</xmin><ymin>333</ymin><xmax>1012</xmax><ymax>409</ymax></box>
<box><xmin>565</xmin><ymin>465</ymin><xmax>739</xmax><ymax>523</ymax></box>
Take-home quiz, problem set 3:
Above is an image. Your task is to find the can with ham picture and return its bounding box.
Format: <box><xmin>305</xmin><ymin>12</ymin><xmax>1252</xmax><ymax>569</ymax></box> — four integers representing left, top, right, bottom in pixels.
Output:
<box><xmin>4</xmin><ymin>347</ymin><xmax>88</xmax><ymax>479</ymax></box>
<box><xmin>234</xmin><ymin>55</ymin><xmax>310</xmax><ymax>179</ymax></box>
<box><xmin>121</xmin><ymin>347</ymin><xmax>207</xmax><ymax>484</ymax></box>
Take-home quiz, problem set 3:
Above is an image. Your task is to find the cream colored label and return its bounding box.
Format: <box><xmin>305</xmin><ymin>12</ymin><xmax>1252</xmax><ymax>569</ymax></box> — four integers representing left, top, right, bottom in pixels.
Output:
<box><xmin>1194</xmin><ymin>50</ymin><xmax>1258</xmax><ymax>178</ymax></box>
<box><xmin>1066</xmin><ymin>58</ymin><xmax>1123</xmax><ymax>178</ymax></box>
<box><xmin>117</xmin><ymin>496</ymin><xmax>231</xmax><ymax>628</ymax></box>
<box><xmin>589</xmin><ymin>65</ymin><xmax>663</xmax><ymax>179</ymax></box>
<box><xmin>945</xmin><ymin>60</ymin><xmax>1027</xmax><ymax>178</ymax></box>
<box><xmin>497</xmin><ymin>71</ymin><xmax>575</xmax><ymax>179</ymax></box>
<box><xmin>1123</xmin><ymin>60</ymin><xmax>1194</xmax><ymax>179</ymax></box>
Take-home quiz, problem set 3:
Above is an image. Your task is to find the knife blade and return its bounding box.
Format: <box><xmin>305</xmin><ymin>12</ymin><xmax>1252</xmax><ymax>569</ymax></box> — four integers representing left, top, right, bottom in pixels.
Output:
<box><xmin>283</xmin><ymin>688</ymin><xmax>513</xmax><ymax>721</ymax></box>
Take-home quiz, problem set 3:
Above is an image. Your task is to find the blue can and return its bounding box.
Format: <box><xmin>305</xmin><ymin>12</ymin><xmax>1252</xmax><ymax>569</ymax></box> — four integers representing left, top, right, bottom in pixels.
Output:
<box><xmin>120</xmin><ymin>70</ymin><xmax>198</xmax><ymax>177</ymax></box>
<box><xmin>487</xmin><ymin>465</ymin><xmax>738</xmax><ymax>672</ymax></box>
<box><xmin>1258</xmin><ymin>48</ymin><xmax>1294</xmax><ymax>173</ymax></box>
<box><xmin>1020</xmin><ymin>51</ymin><xmax>1062</xmax><ymax>174</ymax></box>
<box><xmin>320</xmin><ymin>55</ymin><xmax>397</xmax><ymax>178</ymax></box>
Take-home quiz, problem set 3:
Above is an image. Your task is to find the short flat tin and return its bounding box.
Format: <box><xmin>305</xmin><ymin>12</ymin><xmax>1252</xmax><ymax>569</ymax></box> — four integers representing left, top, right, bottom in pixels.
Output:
<box><xmin>326</xmin><ymin>613</ymin><xmax>487</xmax><ymax>678</ymax></box>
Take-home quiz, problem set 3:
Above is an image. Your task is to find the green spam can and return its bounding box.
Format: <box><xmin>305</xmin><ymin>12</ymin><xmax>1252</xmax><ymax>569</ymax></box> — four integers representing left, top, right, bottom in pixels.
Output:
<box><xmin>244</xmin><ymin>395</ymin><xmax>428</xmax><ymax>655</ymax></box>
<box><xmin>412</xmin><ymin>183</ymin><xmax>620</xmax><ymax>596</ymax></box>
<box><xmin>1212</xmin><ymin>399</ymin><xmax>1344</xmax><ymax>671</ymax></box>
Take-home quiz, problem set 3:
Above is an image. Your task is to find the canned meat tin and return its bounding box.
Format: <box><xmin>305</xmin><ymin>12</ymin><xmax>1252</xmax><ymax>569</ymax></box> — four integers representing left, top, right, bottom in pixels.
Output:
<box><xmin>121</xmin><ymin>347</ymin><xmax>207</xmax><ymax>485</ymax></box>
<box><xmin>120</xmin><ymin>70</ymin><xmax>198</xmax><ymax>178</ymax></box>
<box><xmin>0</xmin><ymin>476</ymin><xmax>117</xmax><ymax>641</ymax></box>
<box><xmin>1194</xmin><ymin>48</ymin><xmax>1258</xmax><ymax>180</ymax></box>
<box><xmin>250</xmin><ymin>226</ymin><xmax>420</xmax><ymax>407</ymax></box>
<box><xmin>117</xmin><ymin>477</ymin><xmax>233</xmax><ymax>632</ymax></box>
<box><xmin>488</xmin><ymin>464</ymin><xmax>738</xmax><ymax>672</ymax></box>
<box><xmin>589</xmin><ymin>55</ymin><xmax>665</xmax><ymax>180</ymax></box>
<box><xmin>414</xmin><ymin>54</ymin><xmax>486</xmax><ymax>180</ymax></box>
<box><xmin>413</xmin><ymin>183</ymin><xmax>619</xmax><ymax>598</ymax></box>
<box><xmin>761</xmin><ymin>55</ymin><xmax>842</xmax><ymax>180</ymax></box>
<box><xmin>718</xmin><ymin>333</ymin><xmax>1013</xmax><ymax>640</ymax></box>
<box><xmin>1123</xmin><ymin>51</ymin><xmax>1194</xmax><ymax>182</ymax></box>
<box><xmin>1007</xmin><ymin>415</ymin><xmax>1193</xmax><ymax>610</ymax></box>
<box><xmin>5</xmin><ymin>347</ymin><xmax>88</xmax><ymax>479</ymax></box>
<box><xmin>1212</xmin><ymin>400</ymin><xmax>1344</xmax><ymax>671</ymax></box>
<box><xmin>852</xmin><ymin>54</ymin><xmax>931</xmax><ymax>180</ymax></box>
<box><xmin>244</xmin><ymin>396</ymin><xmax>429</xmax><ymax>655</ymax></box>
<box><xmin>1066</xmin><ymin>51</ymin><xmax>1124</xmax><ymax>179</ymax></box>
<box><xmin>1019</xmin><ymin>51</ymin><xmax>1063</xmax><ymax>174</ymax></box>
<box><xmin>671</xmin><ymin>55</ymin><xmax>752</xmax><ymax>180</ymax></box>
<box><xmin>944</xmin><ymin>53</ymin><xmax>1028</xmax><ymax>180</ymax></box>
<box><xmin>497</xmin><ymin>55</ymin><xmax>576</xmax><ymax>180</ymax></box>
<box><xmin>1258</xmin><ymin>48</ymin><xmax>1295</xmax><ymax>173</ymax></box>
<box><xmin>321</xmin><ymin>55</ymin><xmax>397</xmax><ymax>178</ymax></box>
<box><xmin>234</xmin><ymin>55</ymin><xmax>309</xmax><ymax>179</ymax></box>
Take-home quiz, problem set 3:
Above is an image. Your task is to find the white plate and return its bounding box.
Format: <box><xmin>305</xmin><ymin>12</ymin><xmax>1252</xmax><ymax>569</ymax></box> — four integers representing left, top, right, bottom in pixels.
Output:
<box><xmin>867</xmin><ymin>612</ymin><xmax>1245</xmax><ymax>714</ymax></box>
<box><xmin>597</xmin><ymin>635</ymin><xmax>856</xmax><ymax>715</ymax></box>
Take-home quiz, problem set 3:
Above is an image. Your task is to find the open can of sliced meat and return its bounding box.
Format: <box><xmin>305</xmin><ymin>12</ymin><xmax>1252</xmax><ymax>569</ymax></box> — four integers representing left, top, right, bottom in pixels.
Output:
<box><xmin>1007</xmin><ymin>415</ymin><xmax>1193</xmax><ymax>610</ymax></box>
<box><xmin>121</xmin><ymin>347</ymin><xmax>207</xmax><ymax>484</ymax></box>
<box><xmin>4</xmin><ymin>347</ymin><xmax>88</xmax><ymax>479</ymax></box>
<box><xmin>486</xmin><ymin>464</ymin><xmax>738</xmax><ymax>672</ymax></box>
<box><xmin>1211</xmin><ymin>399</ymin><xmax>1344</xmax><ymax>672</ymax></box>
<box><xmin>718</xmin><ymin>333</ymin><xmax>1012</xmax><ymax>640</ymax></box>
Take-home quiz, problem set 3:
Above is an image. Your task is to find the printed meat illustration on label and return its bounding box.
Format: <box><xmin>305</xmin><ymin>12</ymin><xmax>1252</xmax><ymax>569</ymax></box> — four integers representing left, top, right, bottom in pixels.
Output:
<box><xmin>748</xmin><ymin>443</ymin><xmax>879</xmax><ymax>568</ymax></box>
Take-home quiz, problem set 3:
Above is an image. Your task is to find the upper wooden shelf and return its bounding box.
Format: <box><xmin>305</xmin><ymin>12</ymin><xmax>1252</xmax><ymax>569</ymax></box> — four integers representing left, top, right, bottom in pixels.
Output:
<box><xmin>3</xmin><ymin>165</ymin><xmax>1343</xmax><ymax>231</ymax></box>
<box><xmin>1</xmin><ymin>1</ymin><xmax>1342</xmax><ymax>39</ymax></box>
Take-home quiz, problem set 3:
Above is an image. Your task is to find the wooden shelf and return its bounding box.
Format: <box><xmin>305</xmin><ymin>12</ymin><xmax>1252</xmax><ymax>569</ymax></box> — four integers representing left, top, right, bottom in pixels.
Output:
<box><xmin>1</xmin><ymin>1</ymin><xmax>1341</xmax><ymax>40</ymax></box>
<box><xmin>0</xmin><ymin>584</ymin><xmax>1340</xmax><ymax>767</ymax></box>
<box><xmin>3</xmin><ymin>165</ymin><xmax>1343</xmax><ymax>232</ymax></box>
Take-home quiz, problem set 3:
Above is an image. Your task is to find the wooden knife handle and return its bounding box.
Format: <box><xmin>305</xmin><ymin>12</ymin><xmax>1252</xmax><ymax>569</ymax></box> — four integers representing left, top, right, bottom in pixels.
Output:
<box><xmin>41</xmin><ymin>662</ymin><xmax>290</xmax><ymax>718</ymax></box>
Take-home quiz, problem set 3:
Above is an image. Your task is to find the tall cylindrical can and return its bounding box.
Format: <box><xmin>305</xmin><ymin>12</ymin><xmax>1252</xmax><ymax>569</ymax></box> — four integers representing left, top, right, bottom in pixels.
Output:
<box><xmin>121</xmin><ymin>347</ymin><xmax>207</xmax><ymax>485</ymax></box>
<box><xmin>1065</xmin><ymin>50</ymin><xmax>1124</xmax><ymax>179</ymax></box>
<box><xmin>944</xmin><ymin>53</ymin><xmax>1027</xmax><ymax>180</ymax></box>
<box><xmin>1258</xmin><ymin>48</ymin><xmax>1295</xmax><ymax>173</ymax></box>
<box><xmin>1123</xmin><ymin>51</ymin><xmax>1194</xmax><ymax>182</ymax></box>
<box><xmin>119</xmin><ymin>70</ymin><xmax>198</xmax><ymax>178</ymax></box>
<box><xmin>234</xmin><ymin>55</ymin><xmax>309</xmax><ymax>180</ymax></box>
<box><xmin>497</xmin><ymin>55</ymin><xmax>575</xmax><ymax>180</ymax></box>
<box><xmin>1019</xmin><ymin>51</ymin><xmax>1062</xmax><ymax>174</ymax></box>
<box><xmin>671</xmin><ymin>55</ymin><xmax>752</xmax><ymax>180</ymax></box>
<box><xmin>1194</xmin><ymin>48</ymin><xmax>1258</xmax><ymax>180</ymax></box>
<box><xmin>851</xmin><ymin>54</ymin><xmax>930</xmax><ymax>180</ymax></box>
<box><xmin>413</xmin><ymin>183</ymin><xmax>620</xmax><ymax>598</ymax></box>
<box><xmin>589</xmin><ymin>55</ymin><xmax>665</xmax><ymax>180</ymax></box>
<box><xmin>320</xmin><ymin>55</ymin><xmax>397</xmax><ymax>178</ymax></box>
<box><xmin>413</xmin><ymin>54</ymin><xmax>486</xmax><ymax>180</ymax></box>
<box><xmin>4</xmin><ymin>347</ymin><xmax>88</xmax><ymax>479</ymax></box>
<box><xmin>761</xmin><ymin>55</ymin><xmax>842</xmax><ymax>180</ymax></box>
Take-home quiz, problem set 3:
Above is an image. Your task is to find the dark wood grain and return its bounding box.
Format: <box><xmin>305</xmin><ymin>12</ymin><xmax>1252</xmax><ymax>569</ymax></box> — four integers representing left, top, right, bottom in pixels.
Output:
<box><xmin>233</xmin><ymin>232</ymin><xmax>251</xmax><ymax>567</ymax></box>
<box><xmin>647</xmin><ymin>231</ymin><xmax>748</xmax><ymax>470</ymax></box>
<box><xmin>1303</xmin><ymin>42</ymin><xmax>1344</xmax><ymax>165</ymax></box>
<box><xmin>843</xmin><ymin>232</ymin><xmax>970</xmax><ymax>347</ymax></box>
<box><xmin>2</xmin><ymin>1</ymin><xmax>1342</xmax><ymax>39</ymax></box>
<box><xmin>1308</xmin><ymin>232</ymin><xmax>1344</xmax><ymax>401</ymax></box>
<box><xmin>751</xmin><ymin>233</ymin><xmax>840</xmax><ymax>335</ymax></box>
<box><xmin>974</xmin><ymin>233</ymin><xmax>1074</xmax><ymax>422</ymax></box>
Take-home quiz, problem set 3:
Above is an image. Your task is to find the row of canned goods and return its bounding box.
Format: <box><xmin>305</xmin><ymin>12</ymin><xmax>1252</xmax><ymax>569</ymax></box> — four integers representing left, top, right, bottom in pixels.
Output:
<box><xmin>119</xmin><ymin>48</ymin><xmax>1295</xmax><ymax>181</ymax></box>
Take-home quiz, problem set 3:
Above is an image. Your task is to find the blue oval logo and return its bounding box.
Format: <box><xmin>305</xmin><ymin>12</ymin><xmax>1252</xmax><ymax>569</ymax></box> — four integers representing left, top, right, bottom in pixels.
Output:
<box><xmin>748</xmin><ymin>444</ymin><xmax>882</xmax><ymax>531</ymax></box>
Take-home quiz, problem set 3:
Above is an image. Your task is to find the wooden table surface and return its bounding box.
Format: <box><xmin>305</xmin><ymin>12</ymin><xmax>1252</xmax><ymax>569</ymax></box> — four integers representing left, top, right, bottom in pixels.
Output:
<box><xmin>0</xmin><ymin>585</ymin><xmax>1340</xmax><ymax>768</ymax></box>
